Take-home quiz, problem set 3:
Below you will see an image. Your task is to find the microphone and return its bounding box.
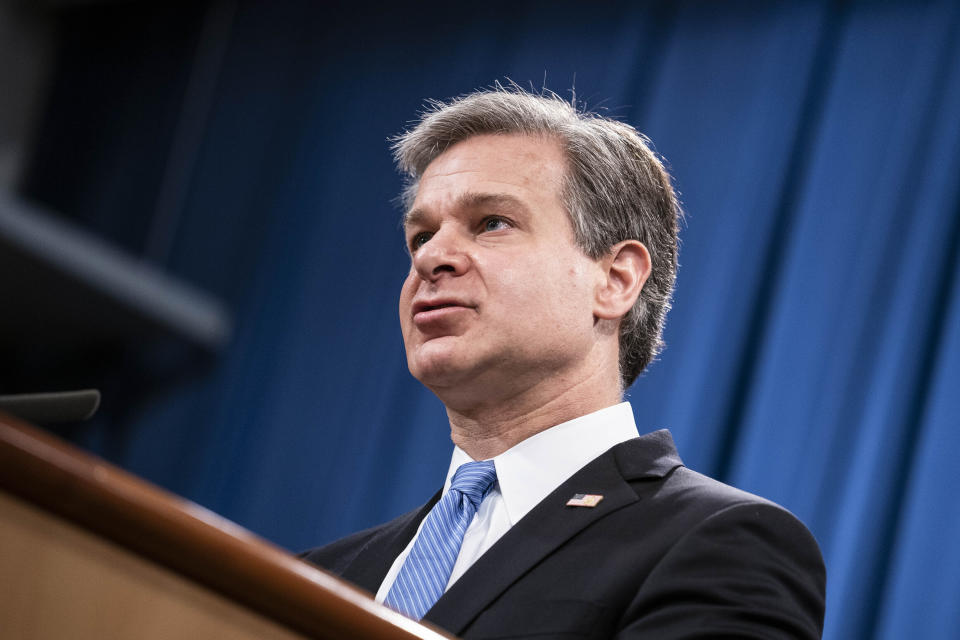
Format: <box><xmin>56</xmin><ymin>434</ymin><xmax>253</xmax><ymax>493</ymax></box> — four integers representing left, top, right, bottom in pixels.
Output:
<box><xmin>0</xmin><ymin>389</ymin><xmax>101</xmax><ymax>424</ymax></box>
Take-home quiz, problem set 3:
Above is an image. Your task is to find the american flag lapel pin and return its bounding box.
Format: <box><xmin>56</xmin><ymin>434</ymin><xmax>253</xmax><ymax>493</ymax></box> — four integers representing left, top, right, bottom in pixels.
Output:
<box><xmin>566</xmin><ymin>493</ymin><xmax>604</xmax><ymax>508</ymax></box>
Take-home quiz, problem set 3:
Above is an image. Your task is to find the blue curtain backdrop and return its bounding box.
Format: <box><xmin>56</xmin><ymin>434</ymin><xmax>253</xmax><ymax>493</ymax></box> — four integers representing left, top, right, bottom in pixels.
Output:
<box><xmin>24</xmin><ymin>1</ymin><xmax>960</xmax><ymax>638</ymax></box>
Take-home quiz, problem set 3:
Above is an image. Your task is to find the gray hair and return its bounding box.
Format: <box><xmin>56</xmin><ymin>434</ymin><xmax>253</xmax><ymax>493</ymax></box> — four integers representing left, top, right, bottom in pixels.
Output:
<box><xmin>392</xmin><ymin>86</ymin><xmax>681</xmax><ymax>387</ymax></box>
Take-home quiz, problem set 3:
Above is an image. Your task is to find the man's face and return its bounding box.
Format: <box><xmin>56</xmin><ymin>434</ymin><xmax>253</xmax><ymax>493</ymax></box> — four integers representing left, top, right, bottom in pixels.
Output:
<box><xmin>399</xmin><ymin>134</ymin><xmax>605</xmax><ymax>404</ymax></box>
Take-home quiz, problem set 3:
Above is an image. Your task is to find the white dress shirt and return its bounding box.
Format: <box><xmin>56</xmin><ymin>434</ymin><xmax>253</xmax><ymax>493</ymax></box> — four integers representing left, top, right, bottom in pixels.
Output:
<box><xmin>375</xmin><ymin>402</ymin><xmax>640</xmax><ymax>602</ymax></box>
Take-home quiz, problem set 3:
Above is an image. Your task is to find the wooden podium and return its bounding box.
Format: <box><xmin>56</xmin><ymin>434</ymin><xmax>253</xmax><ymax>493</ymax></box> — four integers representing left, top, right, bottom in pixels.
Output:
<box><xmin>0</xmin><ymin>412</ymin><xmax>453</xmax><ymax>639</ymax></box>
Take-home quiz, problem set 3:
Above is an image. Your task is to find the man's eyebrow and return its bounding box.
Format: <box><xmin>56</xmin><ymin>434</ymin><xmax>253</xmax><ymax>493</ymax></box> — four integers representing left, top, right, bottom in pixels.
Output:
<box><xmin>403</xmin><ymin>207</ymin><xmax>429</xmax><ymax>230</ymax></box>
<box><xmin>460</xmin><ymin>192</ymin><xmax>531</xmax><ymax>215</ymax></box>
<box><xmin>403</xmin><ymin>193</ymin><xmax>531</xmax><ymax>228</ymax></box>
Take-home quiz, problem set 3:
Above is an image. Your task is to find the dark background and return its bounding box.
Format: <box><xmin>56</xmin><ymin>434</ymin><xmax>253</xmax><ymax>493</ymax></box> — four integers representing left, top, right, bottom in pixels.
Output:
<box><xmin>3</xmin><ymin>1</ymin><xmax>959</xmax><ymax>638</ymax></box>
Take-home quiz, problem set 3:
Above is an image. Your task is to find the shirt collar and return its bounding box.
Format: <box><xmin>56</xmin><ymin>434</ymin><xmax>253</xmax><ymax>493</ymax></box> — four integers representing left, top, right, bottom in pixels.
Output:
<box><xmin>444</xmin><ymin>402</ymin><xmax>640</xmax><ymax>526</ymax></box>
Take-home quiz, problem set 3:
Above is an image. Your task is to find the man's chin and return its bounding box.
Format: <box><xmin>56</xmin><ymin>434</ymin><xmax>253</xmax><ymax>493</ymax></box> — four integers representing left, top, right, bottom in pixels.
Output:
<box><xmin>409</xmin><ymin>360</ymin><xmax>474</xmax><ymax>390</ymax></box>
<box><xmin>408</xmin><ymin>346</ymin><xmax>481</xmax><ymax>391</ymax></box>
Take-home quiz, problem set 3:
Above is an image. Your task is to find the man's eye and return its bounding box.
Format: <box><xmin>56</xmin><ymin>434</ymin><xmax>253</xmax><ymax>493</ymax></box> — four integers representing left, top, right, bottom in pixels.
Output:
<box><xmin>482</xmin><ymin>217</ymin><xmax>510</xmax><ymax>232</ymax></box>
<box><xmin>410</xmin><ymin>232</ymin><xmax>433</xmax><ymax>251</ymax></box>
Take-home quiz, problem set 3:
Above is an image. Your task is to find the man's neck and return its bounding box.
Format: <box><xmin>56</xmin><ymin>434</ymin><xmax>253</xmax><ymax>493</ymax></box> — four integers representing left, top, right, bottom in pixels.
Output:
<box><xmin>444</xmin><ymin>370</ymin><xmax>623</xmax><ymax>460</ymax></box>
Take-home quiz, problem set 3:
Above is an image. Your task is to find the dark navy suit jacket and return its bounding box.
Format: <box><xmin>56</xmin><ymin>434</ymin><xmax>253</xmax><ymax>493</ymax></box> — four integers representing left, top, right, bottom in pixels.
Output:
<box><xmin>301</xmin><ymin>430</ymin><xmax>826</xmax><ymax>639</ymax></box>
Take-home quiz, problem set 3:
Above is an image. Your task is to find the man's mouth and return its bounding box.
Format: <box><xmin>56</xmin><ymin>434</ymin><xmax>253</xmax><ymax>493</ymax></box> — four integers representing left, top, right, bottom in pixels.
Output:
<box><xmin>411</xmin><ymin>300</ymin><xmax>474</xmax><ymax>323</ymax></box>
<box><xmin>413</xmin><ymin>299</ymin><xmax>467</xmax><ymax>314</ymax></box>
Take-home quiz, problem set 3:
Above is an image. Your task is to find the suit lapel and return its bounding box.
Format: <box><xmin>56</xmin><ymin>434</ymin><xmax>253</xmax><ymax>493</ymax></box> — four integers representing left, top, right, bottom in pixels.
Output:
<box><xmin>340</xmin><ymin>490</ymin><xmax>442</xmax><ymax>593</ymax></box>
<box><xmin>424</xmin><ymin>430</ymin><xmax>683</xmax><ymax>634</ymax></box>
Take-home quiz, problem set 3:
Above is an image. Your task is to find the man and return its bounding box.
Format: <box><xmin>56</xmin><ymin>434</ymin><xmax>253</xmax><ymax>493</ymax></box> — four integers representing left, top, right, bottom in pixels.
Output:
<box><xmin>302</xmin><ymin>87</ymin><xmax>826</xmax><ymax>639</ymax></box>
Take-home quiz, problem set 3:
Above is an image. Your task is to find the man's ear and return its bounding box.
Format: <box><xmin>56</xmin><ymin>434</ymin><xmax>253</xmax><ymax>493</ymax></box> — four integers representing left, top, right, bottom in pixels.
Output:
<box><xmin>594</xmin><ymin>240</ymin><xmax>651</xmax><ymax>321</ymax></box>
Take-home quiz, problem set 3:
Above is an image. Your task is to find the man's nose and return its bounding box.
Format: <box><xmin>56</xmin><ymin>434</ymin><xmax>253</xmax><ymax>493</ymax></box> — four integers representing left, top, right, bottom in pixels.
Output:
<box><xmin>412</xmin><ymin>227</ymin><xmax>470</xmax><ymax>281</ymax></box>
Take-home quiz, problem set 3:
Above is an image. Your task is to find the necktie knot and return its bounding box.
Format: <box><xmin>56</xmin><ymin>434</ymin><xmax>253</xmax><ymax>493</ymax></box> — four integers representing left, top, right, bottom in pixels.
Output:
<box><xmin>450</xmin><ymin>460</ymin><xmax>497</xmax><ymax>509</ymax></box>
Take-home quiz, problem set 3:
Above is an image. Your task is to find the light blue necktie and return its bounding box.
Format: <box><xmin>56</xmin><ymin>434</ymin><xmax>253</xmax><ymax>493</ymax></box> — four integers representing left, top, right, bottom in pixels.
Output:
<box><xmin>384</xmin><ymin>460</ymin><xmax>497</xmax><ymax>619</ymax></box>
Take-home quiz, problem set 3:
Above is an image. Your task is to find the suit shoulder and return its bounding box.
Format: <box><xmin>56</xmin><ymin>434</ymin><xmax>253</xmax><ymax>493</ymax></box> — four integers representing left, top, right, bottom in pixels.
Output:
<box><xmin>663</xmin><ymin>465</ymin><xmax>790</xmax><ymax>516</ymax></box>
<box><xmin>298</xmin><ymin>507</ymin><xmax>420</xmax><ymax>574</ymax></box>
<box><xmin>634</xmin><ymin>465</ymin><xmax>822</xmax><ymax>558</ymax></box>
<box><xmin>623</xmin><ymin>468</ymin><xmax>826</xmax><ymax>637</ymax></box>
<box><xmin>616</xmin><ymin>432</ymin><xmax>802</xmax><ymax>523</ymax></box>
<box><xmin>661</xmin><ymin>466</ymin><xmax>824</xmax><ymax>586</ymax></box>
